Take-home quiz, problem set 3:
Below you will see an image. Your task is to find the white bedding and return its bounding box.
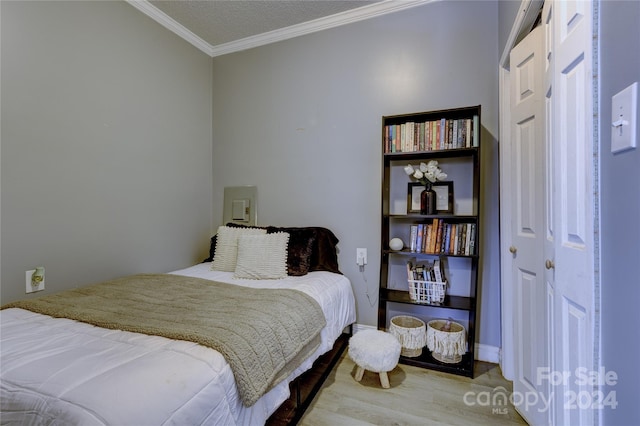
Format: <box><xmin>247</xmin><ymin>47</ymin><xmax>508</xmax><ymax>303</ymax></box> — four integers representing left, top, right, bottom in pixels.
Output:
<box><xmin>0</xmin><ymin>264</ymin><xmax>356</xmax><ymax>425</ymax></box>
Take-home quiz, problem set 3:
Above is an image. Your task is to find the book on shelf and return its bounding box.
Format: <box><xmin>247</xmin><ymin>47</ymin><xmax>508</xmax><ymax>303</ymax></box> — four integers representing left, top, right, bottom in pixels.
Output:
<box><xmin>407</xmin><ymin>219</ymin><xmax>477</xmax><ymax>255</ymax></box>
<box><xmin>433</xmin><ymin>259</ymin><xmax>443</xmax><ymax>282</ymax></box>
<box><xmin>442</xmin><ymin>224</ymin><xmax>450</xmax><ymax>255</ymax></box>
<box><xmin>410</xmin><ymin>225</ymin><xmax>418</xmax><ymax>252</ymax></box>
<box><xmin>438</xmin><ymin>257</ymin><xmax>448</xmax><ymax>282</ymax></box>
<box><xmin>452</xmin><ymin>120</ymin><xmax>457</xmax><ymax>148</ymax></box>
<box><xmin>383</xmin><ymin>116</ymin><xmax>478</xmax><ymax>153</ymax></box>
<box><xmin>406</xmin><ymin>259</ymin><xmax>447</xmax><ymax>284</ymax></box>
<box><xmin>435</xmin><ymin>220</ymin><xmax>444</xmax><ymax>253</ymax></box>
<box><xmin>449</xmin><ymin>224</ymin><xmax>457</xmax><ymax>254</ymax></box>
<box><xmin>429</xmin><ymin>219</ymin><xmax>438</xmax><ymax>253</ymax></box>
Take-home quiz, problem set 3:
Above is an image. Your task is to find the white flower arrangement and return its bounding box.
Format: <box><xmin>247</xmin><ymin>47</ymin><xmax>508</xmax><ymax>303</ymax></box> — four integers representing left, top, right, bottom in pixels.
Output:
<box><xmin>404</xmin><ymin>160</ymin><xmax>447</xmax><ymax>187</ymax></box>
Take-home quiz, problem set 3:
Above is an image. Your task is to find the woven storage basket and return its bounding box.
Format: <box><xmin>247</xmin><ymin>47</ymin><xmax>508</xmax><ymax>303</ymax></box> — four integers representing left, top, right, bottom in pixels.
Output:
<box><xmin>408</xmin><ymin>280</ymin><xmax>446</xmax><ymax>304</ymax></box>
<box><xmin>426</xmin><ymin>319</ymin><xmax>467</xmax><ymax>364</ymax></box>
<box><xmin>389</xmin><ymin>315</ymin><xmax>427</xmax><ymax>357</ymax></box>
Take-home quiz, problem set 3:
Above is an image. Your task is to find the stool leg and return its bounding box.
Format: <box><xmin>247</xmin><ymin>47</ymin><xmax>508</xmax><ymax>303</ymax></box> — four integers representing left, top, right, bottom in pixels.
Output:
<box><xmin>355</xmin><ymin>366</ymin><xmax>365</xmax><ymax>382</ymax></box>
<box><xmin>379</xmin><ymin>371</ymin><xmax>390</xmax><ymax>389</ymax></box>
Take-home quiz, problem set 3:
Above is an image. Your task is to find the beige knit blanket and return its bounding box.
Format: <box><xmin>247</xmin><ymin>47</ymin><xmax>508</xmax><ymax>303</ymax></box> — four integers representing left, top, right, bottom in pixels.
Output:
<box><xmin>2</xmin><ymin>273</ymin><xmax>326</xmax><ymax>407</ymax></box>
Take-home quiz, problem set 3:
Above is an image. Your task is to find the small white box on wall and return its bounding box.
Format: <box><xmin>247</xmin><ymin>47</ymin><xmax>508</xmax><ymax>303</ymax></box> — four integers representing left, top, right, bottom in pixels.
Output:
<box><xmin>223</xmin><ymin>186</ymin><xmax>257</xmax><ymax>226</ymax></box>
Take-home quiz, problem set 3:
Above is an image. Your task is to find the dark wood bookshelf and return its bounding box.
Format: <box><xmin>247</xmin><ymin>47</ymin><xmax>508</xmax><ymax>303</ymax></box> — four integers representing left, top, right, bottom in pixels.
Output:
<box><xmin>378</xmin><ymin>105</ymin><xmax>481</xmax><ymax>378</ymax></box>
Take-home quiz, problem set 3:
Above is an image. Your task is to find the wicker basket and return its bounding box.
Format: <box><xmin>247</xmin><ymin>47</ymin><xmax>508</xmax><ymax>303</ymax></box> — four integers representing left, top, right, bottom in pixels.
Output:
<box><xmin>408</xmin><ymin>280</ymin><xmax>446</xmax><ymax>305</ymax></box>
<box><xmin>389</xmin><ymin>315</ymin><xmax>427</xmax><ymax>357</ymax></box>
<box><xmin>426</xmin><ymin>319</ymin><xmax>467</xmax><ymax>364</ymax></box>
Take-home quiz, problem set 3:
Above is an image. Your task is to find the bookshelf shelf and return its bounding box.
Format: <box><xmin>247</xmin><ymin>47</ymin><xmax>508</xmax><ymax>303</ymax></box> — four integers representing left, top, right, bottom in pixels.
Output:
<box><xmin>380</xmin><ymin>289</ymin><xmax>475</xmax><ymax>311</ymax></box>
<box><xmin>378</xmin><ymin>105</ymin><xmax>481</xmax><ymax>378</ymax></box>
<box><xmin>383</xmin><ymin>249</ymin><xmax>479</xmax><ymax>260</ymax></box>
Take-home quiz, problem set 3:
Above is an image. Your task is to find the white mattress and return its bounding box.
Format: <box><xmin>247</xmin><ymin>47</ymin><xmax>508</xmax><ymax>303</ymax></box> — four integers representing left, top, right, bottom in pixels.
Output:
<box><xmin>0</xmin><ymin>264</ymin><xmax>356</xmax><ymax>425</ymax></box>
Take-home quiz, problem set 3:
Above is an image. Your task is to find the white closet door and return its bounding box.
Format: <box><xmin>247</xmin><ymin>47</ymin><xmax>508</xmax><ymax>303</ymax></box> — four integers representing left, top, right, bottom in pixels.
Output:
<box><xmin>509</xmin><ymin>25</ymin><xmax>549</xmax><ymax>426</ymax></box>
<box><xmin>549</xmin><ymin>1</ymin><xmax>595</xmax><ymax>425</ymax></box>
<box><xmin>504</xmin><ymin>1</ymin><xmax>596</xmax><ymax>425</ymax></box>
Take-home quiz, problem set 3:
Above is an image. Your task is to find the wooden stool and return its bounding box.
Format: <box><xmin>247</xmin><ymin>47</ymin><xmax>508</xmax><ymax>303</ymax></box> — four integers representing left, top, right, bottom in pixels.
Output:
<box><xmin>348</xmin><ymin>329</ymin><xmax>401</xmax><ymax>389</ymax></box>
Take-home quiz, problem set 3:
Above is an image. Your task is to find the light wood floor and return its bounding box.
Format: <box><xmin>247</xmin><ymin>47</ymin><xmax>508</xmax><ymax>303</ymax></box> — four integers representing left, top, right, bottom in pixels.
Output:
<box><xmin>299</xmin><ymin>353</ymin><xmax>528</xmax><ymax>426</ymax></box>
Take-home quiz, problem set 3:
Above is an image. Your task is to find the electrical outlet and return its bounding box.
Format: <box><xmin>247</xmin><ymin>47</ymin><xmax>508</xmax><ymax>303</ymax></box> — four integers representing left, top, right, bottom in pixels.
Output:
<box><xmin>356</xmin><ymin>248</ymin><xmax>367</xmax><ymax>266</ymax></box>
<box><xmin>25</xmin><ymin>269</ymin><xmax>45</xmax><ymax>293</ymax></box>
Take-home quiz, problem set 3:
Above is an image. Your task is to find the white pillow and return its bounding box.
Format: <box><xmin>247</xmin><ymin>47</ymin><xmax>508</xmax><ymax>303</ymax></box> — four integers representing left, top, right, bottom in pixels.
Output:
<box><xmin>234</xmin><ymin>232</ymin><xmax>290</xmax><ymax>279</ymax></box>
<box><xmin>211</xmin><ymin>226</ymin><xmax>267</xmax><ymax>272</ymax></box>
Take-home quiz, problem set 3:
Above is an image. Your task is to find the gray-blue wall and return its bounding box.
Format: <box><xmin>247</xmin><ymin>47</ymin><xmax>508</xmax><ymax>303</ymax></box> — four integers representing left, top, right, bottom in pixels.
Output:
<box><xmin>2</xmin><ymin>0</ymin><xmax>502</xmax><ymax>353</ymax></box>
<box><xmin>599</xmin><ymin>1</ymin><xmax>640</xmax><ymax>424</ymax></box>
<box><xmin>211</xmin><ymin>0</ymin><xmax>502</xmax><ymax>349</ymax></box>
<box><xmin>1</xmin><ymin>1</ymin><xmax>214</xmax><ymax>303</ymax></box>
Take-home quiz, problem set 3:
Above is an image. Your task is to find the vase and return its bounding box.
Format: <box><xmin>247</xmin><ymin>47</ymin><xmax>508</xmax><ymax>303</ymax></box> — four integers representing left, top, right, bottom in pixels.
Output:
<box><xmin>420</xmin><ymin>185</ymin><xmax>436</xmax><ymax>215</ymax></box>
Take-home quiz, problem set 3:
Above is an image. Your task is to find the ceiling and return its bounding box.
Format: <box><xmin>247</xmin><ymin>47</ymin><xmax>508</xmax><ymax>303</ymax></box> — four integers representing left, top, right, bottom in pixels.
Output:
<box><xmin>127</xmin><ymin>0</ymin><xmax>433</xmax><ymax>57</ymax></box>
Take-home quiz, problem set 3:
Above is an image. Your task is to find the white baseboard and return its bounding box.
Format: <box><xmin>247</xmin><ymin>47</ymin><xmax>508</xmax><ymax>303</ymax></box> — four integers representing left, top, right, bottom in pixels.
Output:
<box><xmin>352</xmin><ymin>323</ymin><xmax>377</xmax><ymax>334</ymax></box>
<box><xmin>352</xmin><ymin>323</ymin><xmax>501</xmax><ymax>364</ymax></box>
<box><xmin>475</xmin><ymin>343</ymin><xmax>500</xmax><ymax>364</ymax></box>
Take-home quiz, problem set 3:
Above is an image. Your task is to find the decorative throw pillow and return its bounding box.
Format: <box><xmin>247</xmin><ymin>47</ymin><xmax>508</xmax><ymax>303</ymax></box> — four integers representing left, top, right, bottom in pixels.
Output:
<box><xmin>285</xmin><ymin>233</ymin><xmax>316</xmax><ymax>276</ymax></box>
<box><xmin>266</xmin><ymin>226</ymin><xmax>341</xmax><ymax>274</ymax></box>
<box><xmin>202</xmin><ymin>234</ymin><xmax>217</xmax><ymax>263</ymax></box>
<box><xmin>265</xmin><ymin>228</ymin><xmax>316</xmax><ymax>276</ymax></box>
<box><xmin>211</xmin><ymin>225</ymin><xmax>266</xmax><ymax>272</ymax></box>
<box><xmin>234</xmin><ymin>232</ymin><xmax>290</xmax><ymax>279</ymax></box>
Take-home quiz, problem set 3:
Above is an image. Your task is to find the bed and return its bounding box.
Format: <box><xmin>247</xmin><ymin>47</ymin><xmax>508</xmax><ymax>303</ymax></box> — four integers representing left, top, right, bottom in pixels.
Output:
<box><xmin>0</xmin><ymin>225</ymin><xmax>356</xmax><ymax>425</ymax></box>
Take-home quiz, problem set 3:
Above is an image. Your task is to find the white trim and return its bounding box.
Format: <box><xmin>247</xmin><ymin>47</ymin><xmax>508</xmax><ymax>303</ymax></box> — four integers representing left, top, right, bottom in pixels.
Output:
<box><xmin>126</xmin><ymin>0</ymin><xmax>435</xmax><ymax>58</ymax></box>
<box><xmin>499</xmin><ymin>0</ymin><xmax>529</xmax><ymax>68</ymax></box>
<box><xmin>126</xmin><ymin>1</ymin><xmax>214</xmax><ymax>56</ymax></box>
<box><xmin>475</xmin><ymin>343</ymin><xmax>501</xmax><ymax>364</ymax></box>
<box><xmin>353</xmin><ymin>324</ymin><xmax>501</xmax><ymax>364</ymax></box>
<box><xmin>209</xmin><ymin>0</ymin><xmax>434</xmax><ymax>57</ymax></box>
<box><xmin>499</xmin><ymin>0</ymin><xmax>543</xmax><ymax>69</ymax></box>
<box><xmin>498</xmin><ymin>65</ymin><xmax>514</xmax><ymax>381</ymax></box>
<box><xmin>352</xmin><ymin>323</ymin><xmax>377</xmax><ymax>334</ymax></box>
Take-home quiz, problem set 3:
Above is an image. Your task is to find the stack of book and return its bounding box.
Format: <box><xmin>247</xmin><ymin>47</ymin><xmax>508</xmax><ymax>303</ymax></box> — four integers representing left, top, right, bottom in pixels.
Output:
<box><xmin>406</xmin><ymin>260</ymin><xmax>447</xmax><ymax>304</ymax></box>
<box><xmin>384</xmin><ymin>115</ymin><xmax>479</xmax><ymax>153</ymax></box>
<box><xmin>406</xmin><ymin>259</ymin><xmax>447</xmax><ymax>284</ymax></box>
<box><xmin>409</xmin><ymin>220</ymin><xmax>476</xmax><ymax>256</ymax></box>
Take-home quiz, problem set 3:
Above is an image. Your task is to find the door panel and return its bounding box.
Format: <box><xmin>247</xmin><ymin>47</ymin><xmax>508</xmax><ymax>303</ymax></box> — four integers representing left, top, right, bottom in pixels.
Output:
<box><xmin>517</xmin><ymin>268</ymin><xmax>539</xmax><ymax>388</ymax></box>
<box><xmin>551</xmin><ymin>1</ymin><xmax>594</xmax><ymax>425</ymax></box>
<box><xmin>560</xmin><ymin>296</ymin><xmax>588</xmax><ymax>426</ymax></box>
<box><xmin>516</xmin><ymin>117</ymin><xmax>537</xmax><ymax>236</ymax></box>
<box><xmin>559</xmin><ymin>58</ymin><xmax>588</xmax><ymax>247</ymax></box>
<box><xmin>510</xmin><ymin>25</ymin><xmax>548</xmax><ymax>426</ymax></box>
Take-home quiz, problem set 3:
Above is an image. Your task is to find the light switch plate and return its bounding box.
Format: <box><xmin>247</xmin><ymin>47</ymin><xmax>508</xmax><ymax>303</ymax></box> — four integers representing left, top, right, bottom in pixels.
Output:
<box><xmin>611</xmin><ymin>82</ymin><xmax>637</xmax><ymax>153</ymax></box>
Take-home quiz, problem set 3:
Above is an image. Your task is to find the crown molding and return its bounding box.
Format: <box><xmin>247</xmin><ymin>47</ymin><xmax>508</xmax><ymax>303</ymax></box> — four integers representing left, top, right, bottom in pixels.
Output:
<box><xmin>127</xmin><ymin>0</ymin><xmax>436</xmax><ymax>58</ymax></box>
<box><xmin>208</xmin><ymin>0</ymin><xmax>436</xmax><ymax>57</ymax></box>
<box><xmin>126</xmin><ymin>0</ymin><xmax>215</xmax><ymax>56</ymax></box>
